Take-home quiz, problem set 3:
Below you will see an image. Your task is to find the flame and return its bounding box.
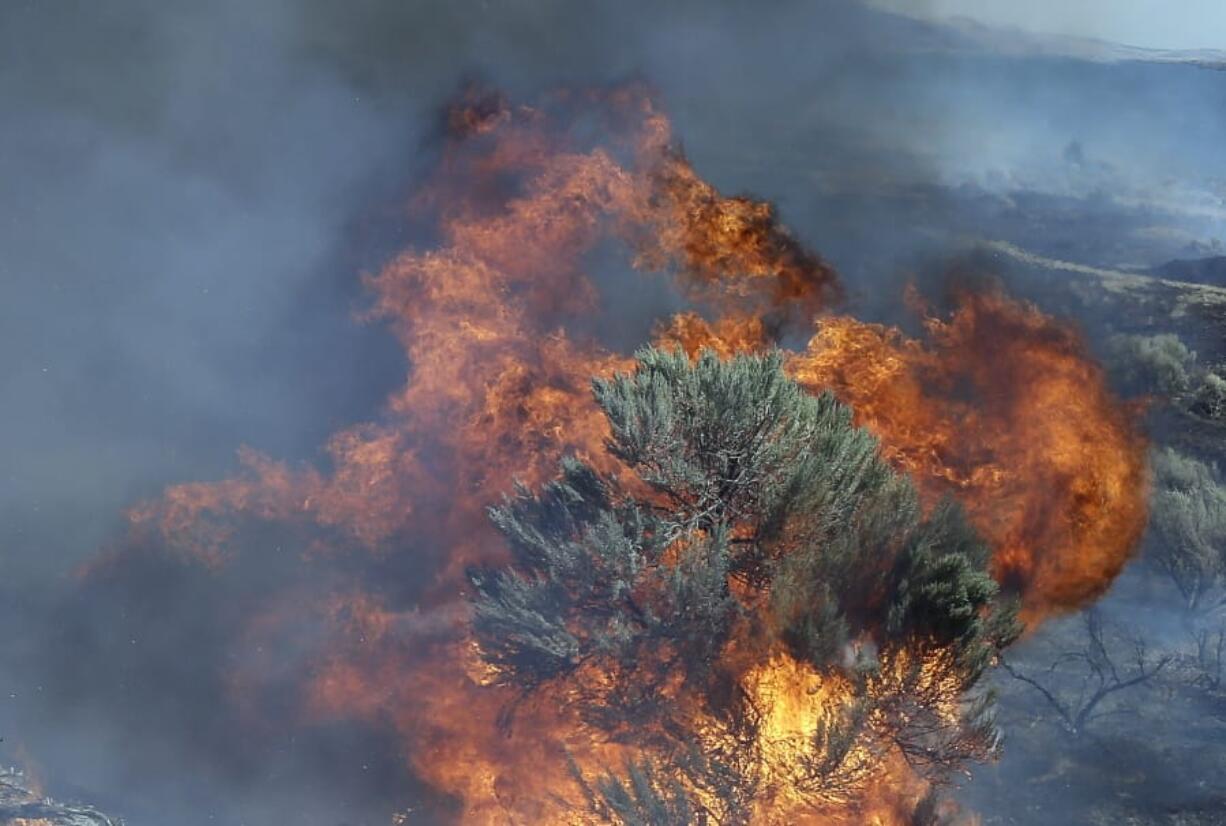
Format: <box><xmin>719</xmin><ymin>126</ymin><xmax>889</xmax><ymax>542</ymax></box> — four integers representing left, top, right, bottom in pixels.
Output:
<box><xmin>107</xmin><ymin>86</ymin><xmax>1147</xmax><ymax>823</ymax></box>
<box><xmin>788</xmin><ymin>289</ymin><xmax>1149</xmax><ymax>622</ymax></box>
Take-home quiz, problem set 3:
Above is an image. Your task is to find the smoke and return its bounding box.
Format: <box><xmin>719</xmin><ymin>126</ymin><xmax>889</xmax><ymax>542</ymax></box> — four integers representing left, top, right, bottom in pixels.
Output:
<box><xmin>1</xmin><ymin>1</ymin><xmax>1221</xmax><ymax>824</ymax></box>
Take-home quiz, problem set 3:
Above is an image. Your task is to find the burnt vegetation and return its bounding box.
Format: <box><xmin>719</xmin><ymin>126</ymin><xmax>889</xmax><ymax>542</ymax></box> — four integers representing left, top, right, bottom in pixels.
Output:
<box><xmin>999</xmin><ymin>609</ymin><xmax>1171</xmax><ymax>739</ymax></box>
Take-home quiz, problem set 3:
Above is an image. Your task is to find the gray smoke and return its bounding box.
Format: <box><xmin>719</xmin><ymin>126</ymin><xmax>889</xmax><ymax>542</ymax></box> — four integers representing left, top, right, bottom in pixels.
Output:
<box><xmin>2</xmin><ymin>1</ymin><xmax>1224</xmax><ymax>823</ymax></box>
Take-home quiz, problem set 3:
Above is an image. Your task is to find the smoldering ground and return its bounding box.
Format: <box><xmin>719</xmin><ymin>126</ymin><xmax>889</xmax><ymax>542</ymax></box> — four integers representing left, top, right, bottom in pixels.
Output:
<box><xmin>2</xmin><ymin>1</ymin><xmax>1224</xmax><ymax>823</ymax></box>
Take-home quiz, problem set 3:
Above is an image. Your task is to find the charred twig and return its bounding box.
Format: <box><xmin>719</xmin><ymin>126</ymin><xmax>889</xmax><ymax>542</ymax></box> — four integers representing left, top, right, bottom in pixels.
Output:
<box><xmin>998</xmin><ymin>609</ymin><xmax>1171</xmax><ymax>738</ymax></box>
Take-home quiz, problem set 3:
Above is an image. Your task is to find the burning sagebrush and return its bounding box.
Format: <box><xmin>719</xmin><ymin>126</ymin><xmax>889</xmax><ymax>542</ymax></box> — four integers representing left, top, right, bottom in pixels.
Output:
<box><xmin>469</xmin><ymin>348</ymin><xmax>1019</xmax><ymax>823</ymax></box>
<box><xmin>106</xmin><ymin>86</ymin><xmax>1148</xmax><ymax>823</ymax></box>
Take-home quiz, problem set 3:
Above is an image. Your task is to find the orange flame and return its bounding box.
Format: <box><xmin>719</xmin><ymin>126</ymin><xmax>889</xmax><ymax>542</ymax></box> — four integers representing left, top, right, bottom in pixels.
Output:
<box><xmin>663</xmin><ymin>287</ymin><xmax>1149</xmax><ymax>623</ymax></box>
<box><xmin>112</xmin><ymin>86</ymin><xmax>1146</xmax><ymax>823</ymax></box>
<box><xmin>790</xmin><ymin>289</ymin><xmax>1148</xmax><ymax>622</ymax></box>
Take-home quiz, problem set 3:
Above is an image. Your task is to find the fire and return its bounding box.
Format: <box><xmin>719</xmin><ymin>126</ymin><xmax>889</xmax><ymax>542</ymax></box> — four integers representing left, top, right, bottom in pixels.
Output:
<box><xmin>663</xmin><ymin>288</ymin><xmax>1148</xmax><ymax>623</ymax></box>
<box><xmin>789</xmin><ymin>289</ymin><xmax>1148</xmax><ymax>622</ymax></box>
<box><xmin>107</xmin><ymin>86</ymin><xmax>1147</xmax><ymax>823</ymax></box>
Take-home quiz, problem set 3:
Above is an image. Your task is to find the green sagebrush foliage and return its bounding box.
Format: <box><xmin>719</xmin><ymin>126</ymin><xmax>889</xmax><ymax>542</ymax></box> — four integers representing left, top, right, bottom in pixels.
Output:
<box><xmin>1107</xmin><ymin>333</ymin><xmax>1197</xmax><ymax>397</ymax></box>
<box><xmin>1106</xmin><ymin>332</ymin><xmax>1226</xmax><ymax>423</ymax></box>
<box><xmin>1149</xmin><ymin>447</ymin><xmax>1226</xmax><ymax>614</ymax></box>
<box><xmin>469</xmin><ymin>348</ymin><xmax>1019</xmax><ymax>822</ymax></box>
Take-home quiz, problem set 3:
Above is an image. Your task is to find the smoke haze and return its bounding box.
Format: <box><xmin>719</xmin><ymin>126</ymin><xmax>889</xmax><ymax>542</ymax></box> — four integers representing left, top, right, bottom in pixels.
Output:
<box><xmin>2</xmin><ymin>1</ymin><xmax>1223</xmax><ymax>823</ymax></box>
